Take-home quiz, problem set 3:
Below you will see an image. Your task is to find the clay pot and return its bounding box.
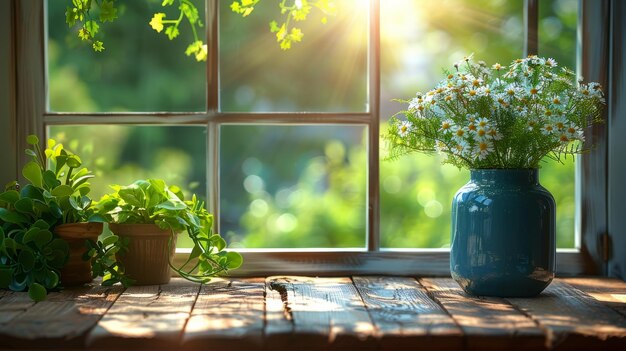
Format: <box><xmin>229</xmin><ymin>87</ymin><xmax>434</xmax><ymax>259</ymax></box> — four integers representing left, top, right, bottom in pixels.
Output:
<box><xmin>55</xmin><ymin>222</ymin><xmax>103</xmax><ymax>286</ymax></box>
<box><xmin>108</xmin><ymin>223</ymin><xmax>177</xmax><ymax>285</ymax></box>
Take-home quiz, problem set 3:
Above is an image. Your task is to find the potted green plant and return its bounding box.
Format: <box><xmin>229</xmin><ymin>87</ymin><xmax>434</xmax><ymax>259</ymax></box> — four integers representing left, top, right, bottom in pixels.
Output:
<box><xmin>384</xmin><ymin>55</ymin><xmax>604</xmax><ymax>297</ymax></box>
<box><xmin>21</xmin><ymin>136</ymin><xmax>107</xmax><ymax>286</ymax></box>
<box><xmin>0</xmin><ymin>135</ymin><xmax>128</xmax><ymax>301</ymax></box>
<box><xmin>95</xmin><ymin>179</ymin><xmax>242</xmax><ymax>285</ymax></box>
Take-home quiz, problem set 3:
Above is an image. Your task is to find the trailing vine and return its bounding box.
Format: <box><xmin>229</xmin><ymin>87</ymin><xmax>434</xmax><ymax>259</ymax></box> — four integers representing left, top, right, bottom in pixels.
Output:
<box><xmin>230</xmin><ymin>0</ymin><xmax>337</xmax><ymax>50</ymax></box>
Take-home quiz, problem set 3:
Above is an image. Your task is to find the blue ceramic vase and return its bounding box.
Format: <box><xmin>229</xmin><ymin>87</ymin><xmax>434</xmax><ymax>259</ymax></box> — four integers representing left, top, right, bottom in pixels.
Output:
<box><xmin>450</xmin><ymin>169</ymin><xmax>555</xmax><ymax>297</ymax></box>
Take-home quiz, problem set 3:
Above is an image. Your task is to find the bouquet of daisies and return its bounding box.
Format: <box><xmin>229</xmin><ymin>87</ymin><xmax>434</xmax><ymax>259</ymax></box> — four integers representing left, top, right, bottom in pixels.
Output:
<box><xmin>385</xmin><ymin>54</ymin><xmax>605</xmax><ymax>169</ymax></box>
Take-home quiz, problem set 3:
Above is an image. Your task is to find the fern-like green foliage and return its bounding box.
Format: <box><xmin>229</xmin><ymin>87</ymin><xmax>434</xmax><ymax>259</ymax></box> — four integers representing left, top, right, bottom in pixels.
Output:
<box><xmin>385</xmin><ymin>55</ymin><xmax>605</xmax><ymax>169</ymax></box>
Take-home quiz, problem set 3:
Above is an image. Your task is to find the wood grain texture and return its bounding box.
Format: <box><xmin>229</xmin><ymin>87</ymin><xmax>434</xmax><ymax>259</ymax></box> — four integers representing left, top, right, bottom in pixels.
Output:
<box><xmin>0</xmin><ymin>282</ymin><xmax>123</xmax><ymax>349</ymax></box>
<box><xmin>353</xmin><ymin>276</ymin><xmax>462</xmax><ymax>351</ymax></box>
<box><xmin>265</xmin><ymin>276</ymin><xmax>377</xmax><ymax>351</ymax></box>
<box><xmin>86</xmin><ymin>278</ymin><xmax>199</xmax><ymax>349</ymax></box>
<box><xmin>420</xmin><ymin>278</ymin><xmax>546</xmax><ymax>351</ymax></box>
<box><xmin>182</xmin><ymin>278</ymin><xmax>265</xmax><ymax>351</ymax></box>
<box><xmin>0</xmin><ymin>290</ymin><xmax>36</xmax><ymax>324</ymax></box>
<box><xmin>507</xmin><ymin>280</ymin><xmax>626</xmax><ymax>350</ymax></box>
<box><xmin>562</xmin><ymin>277</ymin><xmax>626</xmax><ymax>316</ymax></box>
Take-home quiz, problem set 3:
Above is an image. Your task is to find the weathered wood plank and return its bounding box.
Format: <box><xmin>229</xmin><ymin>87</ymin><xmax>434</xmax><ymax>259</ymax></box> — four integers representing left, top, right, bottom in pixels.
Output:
<box><xmin>353</xmin><ymin>276</ymin><xmax>463</xmax><ymax>351</ymax></box>
<box><xmin>0</xmin><ymin>282</ymin><xmax>124</xmax><ymax>349</ymax></box>
<box><xmin>0</xmin><ymin>290</ymin><xmax>37</xmax><ymax>324</ymax></box>
<box><xmin>86</xmin><ymin>278</ymin><xmax>199</xmax><ymax>349</ymax></box>
<box><xmin>182</xmin><ymin>278</ymin><xmax>265</xmax><ymax>351</ymax></box>
<box><xmin>265</xmin><ymin>276</ymin><xmax>377</xmax><ymax>351</ymax></box>
<box><xmin>562</xmin><ymin>277</ymin><xmax>626</xmax><ymax>317</ymax></box>
<box><xmin>420</xmin><ymin>278</ymin><xmax>546</xmax><ymax>351</ymax></box>
<box><xmin>507</xmin><ymin>280</ymin><xmax>626</xmax><ymax>351</ymax></box>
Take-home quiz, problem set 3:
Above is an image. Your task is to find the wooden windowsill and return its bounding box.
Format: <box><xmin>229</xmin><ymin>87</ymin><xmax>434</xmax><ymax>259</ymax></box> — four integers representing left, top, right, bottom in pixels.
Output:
<box><xmin>0</xmin><ymin>276</ymin><xmax>625</xmax><ymax>350</ymax></box>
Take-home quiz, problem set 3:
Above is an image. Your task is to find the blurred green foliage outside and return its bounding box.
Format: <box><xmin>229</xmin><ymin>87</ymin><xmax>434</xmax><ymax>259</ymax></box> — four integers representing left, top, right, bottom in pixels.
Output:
<box><xmin>47</xmin><ymin>0</ymin><xmax>578</xmax><ymax>249</ymax></box>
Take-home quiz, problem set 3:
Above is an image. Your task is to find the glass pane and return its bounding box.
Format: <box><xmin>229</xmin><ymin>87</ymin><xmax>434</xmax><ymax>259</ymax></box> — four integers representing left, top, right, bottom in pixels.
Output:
<box><xmin>220</xmin><ymin>125</ymin><xmax>367</xmax><ymax>248</ymax></box>
<box><xmin>539</xmin><ymin>0</ymin><xmax>578</xmax><ymax>248</ymax></box>
<box><xmin>539</xmin><ymin>0</ymin><xmax>578</xmax><ymax>69</ymax></box>
<box><xmin>219</xmin><ymin>1</ymin><xmax>368</xmax><ymax>112</ymax></box>
<box><xmin>47</xmin><ymin>125</ymin><xmax>207</xmax><ymax>248</ymax></box>
<box><xmin>47</xmin><ymin>1</ymin><xmax>206</xmax><ymax>112</ymax></box>
<box><xmin>380</xmin><ymin>0</ymin><xmax>523</xmax><ymax>248</ymax></box>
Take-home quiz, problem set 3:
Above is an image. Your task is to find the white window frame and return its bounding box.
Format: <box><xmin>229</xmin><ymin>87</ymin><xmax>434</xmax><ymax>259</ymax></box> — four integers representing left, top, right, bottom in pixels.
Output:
<box><xmin>3</xmin><ymin>0</ymin><xmax>613</xmax><ymax>276</ymax></box>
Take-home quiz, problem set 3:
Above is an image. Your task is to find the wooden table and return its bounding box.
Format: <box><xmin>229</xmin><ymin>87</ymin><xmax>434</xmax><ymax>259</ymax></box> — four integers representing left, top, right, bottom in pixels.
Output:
<box><xmin>1</xmin><ymin>277</ymin><xmax>625</xmax><ymax>350</ymax></box>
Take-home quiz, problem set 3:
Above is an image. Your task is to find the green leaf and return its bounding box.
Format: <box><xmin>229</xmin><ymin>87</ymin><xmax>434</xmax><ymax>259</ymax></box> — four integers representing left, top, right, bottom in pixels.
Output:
<box><xmin>22</xmin><ymin>161</ymin><xmax>43</xmax><ymax>188</ymax></box>
<box><xmin>28</xmin><ymin>282</ymin><xmax>47</xmax><ymax>302</ymax></box>
<box><xmin>18</xmin><ymin>250</ymin><xmax>35</xmax><ymax>271</ymax></box>
<box><xmin>20</xmin><ymin>184</ymin><xmax>45</xmax><ymax>202</ymax></box>
<box><xmin>99</xmin><ymin>0</ymin><xmax>118</xmax><ymax>22</ymax></box>
<box><xmin>102</xmin><ymin>235</ymin><xmax>119</xmax><ymax>247</ymax></box>
<box><xmin>84</xmin><ymin>20</ymin><xmax>99</xmax><ymax>36</ymax></box>
<box><xmin>0</xmin><ymin>208</ymin><xmax>28</xmax><ymax>225</ymax></box>
<box><xmin>25</xmin><ymin>149</ymin><xmax>37</xmax><ymax>157</ymax></box>
<box><xmin>0</xmin><ymin>190</ymin><xmax>20</xmax><ymax>205</ymax></box>
<box><xmin>43</xmin><ymin>270</ymin><xmax>59</xmax><ymax>289</ymax></box>
<box><xmin>165</xmin><ymin>25</ymin><xmax>179</xmax><ymax>40</ymax></box>
<box><xmin>155</xmin><ymin>200</ymin><xmax>187</xmax><ymax>211</ymax></box>
<box><xmin>93</xmin><ymin>41</ymin><xmax>105</xmax><ymax>52</ymax></box>
<box><xmin>269</xmin><ymin>20</ymin><xmax>279</xmax><ymax>32</ymax></box>
<box><xmin>189</xmin><ymin>244</ymin><xmax>202</xmax><ymax>260</ymax></box>
<box><xmin>66</xmin><ymin>155</ymin><xmax>82</xmax><ymax>168</ymax></box>
<box><xmin>32</xmin><ymin>219</ymin><xmax>50</xmax><ymax>230</ymax></box>
<box><xmin>118</xmin><ymin>187</ymin><xmax>145</xmax><ymax>208</ymax></box>
<box><xmin>51</xmin><ymin>185</ymin><xmax>74</xmax><ymax>197</ymax></box>
<box><xmin>23</xmin><ymin>227</ymin><xmax>40</xmax><ymax>244</ymax></box>
<box><xmin>42</xmin><ymin>170</ymin><xmax>61</xmax><ymax>190</ymax></box>
<box><xmin>65</xmin><ymin>6</ymin><xmax>77</xmax><ymax>27</ymax></box>
<box><xmin>162</xmin><ymin>0</ymin><xmax>175</xmax><ymax>5</ymax></box>
<box><xmin>225</xmin><ymin>251</ymin><xmax>243</xmax><ymax>269</ymax></box>
<box><xmin>14</xmin><ymin>197</ymin><xmax>34</xmax><ymax>214</ymax></box>
<box><xmin>35</xmin><ymin>230</ymin><xmax>53</xmax><ymax>249</ymax></box>
<box><xmin>26</xmin><ymin>135</ymin><xmax>39</xmax><ymax>145</ymax></box>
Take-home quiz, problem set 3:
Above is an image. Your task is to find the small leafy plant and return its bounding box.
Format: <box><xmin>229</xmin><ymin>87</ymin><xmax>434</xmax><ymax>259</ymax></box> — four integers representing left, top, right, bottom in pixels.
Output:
<box><xmin>385</xmin><ymin>55</ymin><xmax>605</xmax><ymax>169</ymax></box>
<box><xmin>83</xmin><ymin>234</ymin><xmax>133</xmax><ymax>287</ymax></box>
<box><xmin>0</xmin><ymin>135</ymin><xmax>128</xmax><ymax>301</ymax></box>
<box><xmin>95</xmin><ymin>179</ymin><xmax>243</xmax><ymax>283</ymax></box>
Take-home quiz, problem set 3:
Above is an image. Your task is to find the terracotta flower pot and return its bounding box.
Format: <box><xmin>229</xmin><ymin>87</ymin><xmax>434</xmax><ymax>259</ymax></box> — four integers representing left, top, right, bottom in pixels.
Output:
<box><xmin>108</xmin><ymin>223</ymin><xmax>178</xmax><ymax>285</ymax></box>
<box><xmin>55</xmin><ymin>222</ymin><xmax>103</xmax><ymax>286</ymax></box>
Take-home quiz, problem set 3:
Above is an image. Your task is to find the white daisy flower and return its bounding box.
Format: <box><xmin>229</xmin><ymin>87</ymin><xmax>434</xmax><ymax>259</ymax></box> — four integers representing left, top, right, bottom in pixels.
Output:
<box><xmin>487</xmin><ymin>128</ymin><xmax>503</xmax><ymax>140</ymax></box>
<box><xmin>541</xmin><ymin>123</ymin><xmax>556</xmax><ymax>135</ymax></box>
<box><xmin>451</xmin><ymin>125</ymin><xmax>468</xmax><ymax>141</ymax></box>
<box><xmin>398</xmin><ymin>121</ymin><xmax>412</xmax><ymax>137</ymax></box>
<box><xmin>439</xmin><ymin>120</ymin><xmax>454</xmax><ymax>133</ymax></box>
<box><xmin>474</xmin><ymin>140</ymin><xmax>494</xmax><ymax>160</ymax></box>
<box><xmin>545</xmin><ymin>58</ymin><xmax>558</xmax><ymax>67</ymax></box>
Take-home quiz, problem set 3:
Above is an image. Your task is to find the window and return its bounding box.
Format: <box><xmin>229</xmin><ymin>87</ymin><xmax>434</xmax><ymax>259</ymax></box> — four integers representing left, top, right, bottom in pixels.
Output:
<box><xmin>4</xmin><ymin>0</ymin><xmax>614</xmax><ymax>276</ymax></box>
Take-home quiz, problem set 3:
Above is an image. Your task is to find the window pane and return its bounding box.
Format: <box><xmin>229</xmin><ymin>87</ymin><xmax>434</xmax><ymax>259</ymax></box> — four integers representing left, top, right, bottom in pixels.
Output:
<box><xmin>47</xmin><ymin>125</ymin><xmax>207</xmax><ymax>248</ymax></box>
<box><xmin>539</xmin><ymin>0</ymin><xmax>578</xmax><ymax>248</ymax></box>
<box><xmin>219</xmin><ymin>1</ymin><xmax>368</xmax><ymax>112</ymax></box>
<box><xmin>539</xmin><ymin>0</ymin><xmax>577</xmax><ymax>69</ymax></box>
<box><xmin>47</xmin><ymin>1</ymin><xmax>206</xmax><ymax>112</ymax></box>
<box><xmin>220</xmin><ymin>125</ymin><xmax>367</xmax><ymax>248</ymax></box>
<box><xmin>380</xmin><ymin>0</ymin><xmax>523</xmax><ymax>248</ymax></box>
